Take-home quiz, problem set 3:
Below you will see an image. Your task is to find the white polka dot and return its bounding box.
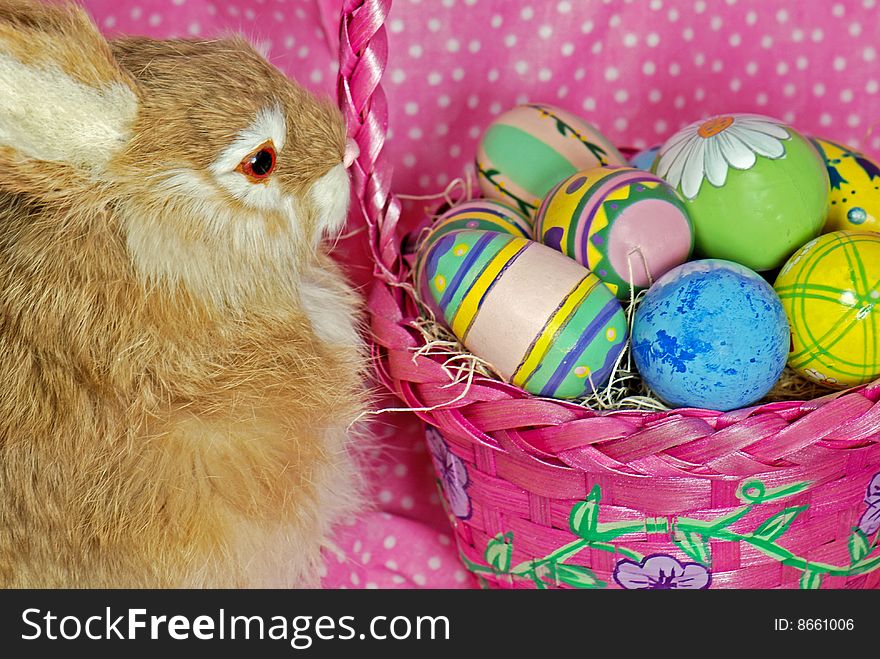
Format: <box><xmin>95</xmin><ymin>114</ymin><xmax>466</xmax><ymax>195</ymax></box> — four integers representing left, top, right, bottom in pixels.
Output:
<box><xmin>623</xmin><ymin>33</ymin><xmax>638</xmax><ymax>47</ymax></box>
<box><xmin>694</xmin><ymin>0</ymin><xmax>707</xmax><ymax>12</ymax></box>
<box><xmin>761</xmin><ymin>35</ymin><xmax>774</xmax><ymax>48</ymax></box>
<box><xmin>148</xmin><ymin>13</ymin><xmax>161</xmax><ymax>27</ymax></box>
<box><xmin>729</xmin><ymin>33</ymin><xmax>741</xmax><ymax>46</ymax></box>
<box><xmin>642</xmin><ymin>61</ymin><xmax>656</xmax><ymax>75</ymax></box>
<box><xmin>451</xmin><ymin>68</ymin><xmax>465</xmax><ymax>81</ymax></box>
<box><xmin>520</xmin><ymin>6</ymin><xmax>534</xmax><ymax>20</ymax></box>
<box><xmin>103</xmin><ymin>15</ymin><xmax>116</xmax><ymax>28</ymax></box>
<box><xmin>187</xmin><ymin>22</ymin><xmax>201</xmax><ymax>35</ymax></box>
<box><xmin>402</xmin><ymin>154</ymin><xmax>416</xmax><ymax>168</ymax></box>
<box><xmin>783</xmin><ymin>83</ymin><xmax>796</xmax><ymax>97</ymax></box>
<box><xmin>777</xmin><ymin>61</ymin><xmax>789</xmax><ymax>75</ymax></box>
<box><xmin>864</xmin><ymin>47</ymin><xmax>877</xmax><ymax>62</ymax></box>
<box><xmin>427</xmin><ymin>71</ymin><xmax>443</xmax><ymax>86</ymax></box>
<box><xmin>649</xmin><ymin>0</ymin><xmax>662</xmax><ymax>9</ymax></box>
<box><xmin>746</xmin><ymin>61</ymin><xmax>758</xmax><ymax>76</ymax></box>
<box><xmin>561</xmin><ymin>42</ymin><xmax>575</xmax><ymax>56</ymax></box>
<box><xmin>468</xmin><ymin>124</ymin><xmax>482</xmax><ymax>138</ymax></box>
<box><xmin>649</xmin><ymin>89</ymin><xmax>663</xmax><ymax>103</ymax></box>
<box><xmin>130</xmin><ymin>6</ymin><xmax>143</xmax><ymax>19</ymax></box>
<box><xmin>378</xmin><ymin>489</ymin><xmax>393</xmax><ymax>504</ymax></box>
<box><xmin>454</xmin><ymin>570</ymin><xmax>468</xmax><ymax>583</ymax></box>
<box><xmin>605</xmin><ymin>66</ymin><xmax>620</xmax><ymax>81</ymax></box>
<box><xmin>581</xmin><ymin>19</ymin><xmax>594</xmax><ymax>33</ymax></box>
<box><xmin>365</xmin><ymin>582</ymin><xmax>378</xmax><ymax>589</ymax></box>
<box><xmin>791</xmin><ymin>28</ymin><xmax>804</xmax><ymax>42</ymax></box>
<box><xmin>694</xmin><ymin>53</ymin><xmax>706</xmax><ymax>67</ymax></box>
<box><xmin>557</xmin><ymin>0</ymin><xmax>573</xmax><ymax>12</ymax></box>
<box><xmin>710</xmin><ymin>16</ymin><xmax>723</xmax><ymax>31</ymax></box>
<box><xmin>655</xmin><ymin>119</ymin><xmax>668</xmax><ymax>134</ymax></box>
<box><xmin>796</xmin><ymin>56</ymin><xmax>809</xmax><ymax>70</ymax></box>
<box><xmin>673</xmin><ymin>94</ymin><xmax>686</xmax><ymax>109</ymax></box>
<box><xmin>504</xmin><ymin>34</ymin><xmax>517</xmax><ymax>47</ymax></box>
<box><xmin>401</xmin><ymin>495</ymin><xmax>415</xmax><ymax>510</ymax></box>
<box><xmin>487</xmin><ymin>68</ymin><xmax>499</xmax><ymax>82</ymax></box>
<box><xmin>867</xmin><ymin>80</ymin><xmax>879</xmax><ymax>94</ymax></box>
<box><xmin>391</xmin><ymin>575</ymin><xmax>405</xmax><ymax>585</ymax></box>
<box><xmin>514</xmin><ymin>60</ymin><xmax>528</xmax><ymax>75</ymax></box>
<box><xmin>756</xmin><ymin>92</ymin><xmax>768</xmax><ymax>106</ymax></box>
<box><xmin>489</xmin><ymin>101</ymin><xmax>503</xmax><ymax>114</ymax></box>
<box><xmin>609</xmin><ymin>14</ymin><xmax>622</xmax><ymax>28</ymax></box>
<box><xmin>682</xmin><ymin>27</ymin><xmax>694</xmax><ymax>41</ymax></box>
<box><xmin>428</xmin><ymin>18</ymin><xmax>441</xmax><ymax>32</ymax></box>
<box><xmin>812</xmin><ymin>28</ymin><xmax>824</xmax><ymax>42</ymax></box>
<box><xmin>614</xmin><ymin>117</ymin><xmax>628</xmax><ymax>131</ymax></box>
<box><xmin>438</xmin><ymin>94</ymin><xmax>451</xmax><ymax>107</ymax></box>
<box><xmin>438</xmin><ymin>534</ymin><xmax>452</xmax><ymax>546</ymax></box>
<box><xmin>491</xmin><ymin>14</ymin><xmax>503</xmax><ymax>28</ymax></box>
<box><xmin>814</xmin><ymin>82</ymin><xmax>826</xmax><ymax>97</ymax></box>
<box><xmin>539</xmin><ymin>24</ymin><xmax>553</xmax><ymax>39</ymax></box>
<box><xmin>668</xmin><ymin>7</ymin><xmax>680</xmax><ymax>21</ymax></box>
<box><xmin>418</xmin><ymin>175</ymin><xmax>430</xmax><ymax>188</ymax></box>
<box><xmin>694</xmin><ymin>87</ymin><xmax>706</xmax><ymax>101</ymax></box>
<box><xmin>582</xmin><ymin>97</ymin><xmax>596</xmax><ymax>112</ymax></box>
<box><xmin>669</xmin><ymin>62</ymin><xmax>681</xmax><ymax>76</ymax></box>
<box><xmin>436</xmin><ymin>123</ymin><xmax>449</xmax><ymax>135</ymax></box>
<box><xmin>711</xmin><ymin>59</ymin><xmax>724</xmax><ymax>73</ymax></box>
<box><xmin>428</xmin><ymin>556</ymin><xmax>442</xmax><ymax>570</ymax></box>
<box><xmin>574</xmin><ymin>68</ymin><xmax>586</xmax><ymax>80</ymax></box>
<box><xmin>310</xmin><ymin>69</ymin><xmax>323</xmax><ymax>84</ymax></box>
<box><xmin>847</xmin><ymin>114</ymin><xmax>861</xmax><ymax>127</ymax></box>
<box><xmin>832</xmin><ymin>3</ymin><xmax>845</xmax><ymax>16</ymax></box>
<box><xmin>866</xmin><ymin>0</ymin><xmax>877</xmax><ymax>8</ymax></box>
<box><xmin>646</xmin><ymin>32</ymin><xmax>660</xmax><ymax>47</ymax></box>
<box><xmin>841</xmin><ymin>88</ymin><xmax>854</xmax><ymax>103</ymax></box>
<box><xmin>729</xmin><ymin>78</ymin><xmax>742</xmax><ymax>92</ymax></box>
<box><xmin>446</xmin><ymin>38</ymin><xmax>460</xmax><ymax>52</ymax></box>
<box><xmin>746</xmin><ymin>10</ymin><xmax>757</xmax><ymax>25</ymax></box>
<box><xmin>591</xmin><ymin>41</ymin><xmax>603</xmax><ymax>54</ymax></box>
<box><xmin>408</xmin><ymin>127</ymin><xmax>423</xmax><ymax>140</ymax></box>
<box><xmin>468</xmin><ymin>39</ymin><xmax>481</xmax><ymax>53</ymax></box>
<box><xmin>776</xmin><ymin>8</ymin><xmax>789</xmax><ymax>22</ymax></box>
<box><xmin>390</xmin><ymin>18</ymin><xmax>405</xmax><ymax>33</ymax></box>
<box><xmin>784</xmin><ymin>111</ymin><xmax>796</xmax><ymax>125</ymax></box>
<box><xmin>413</xmin><ymin>573</ymin><xmax>427</xmax><ymax>586</ymax></box>
<box><xmin>538</xmin><ymin>68</ymin><xmax>553</xmax><ymax>82</ymax></box>
<box><xmin>820</xmin><ymin>113</ymin><xmax>832</xmax><ymax>127</ymax></box>
<box><xmin>350</xmin><ymin>571</ymin><xmax>360</xmax><ymax>586</ymax></box>
<box><xmin>849</xmin><ymin>22</ymin><xmax>862</xmax><ymax>37</ymax></box>
<box><xmin>834</xmin><ymin>56</ymin><xmax>847</xmax><ymax>71</ymax></box>
<box><xmin>409</xmin><ymin>44</ymin><xmax>423</xmax><ymax>58</ymax></box>
<box><xmin>405</xmin><ymin>102</ymin><xmax>419</xmax><ymax>116</ymax></box>
<box><xmin>385</xmin><ymin>559</ymin><xmax>398</xmax><ymax>570</ymax></box>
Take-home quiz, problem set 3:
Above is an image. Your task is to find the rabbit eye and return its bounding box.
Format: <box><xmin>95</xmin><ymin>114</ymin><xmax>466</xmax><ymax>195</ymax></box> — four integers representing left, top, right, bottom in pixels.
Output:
<box><xmin>237</xmin><ymin>143</ymin><xmax>276</xmax><ymax>181</ymax></box>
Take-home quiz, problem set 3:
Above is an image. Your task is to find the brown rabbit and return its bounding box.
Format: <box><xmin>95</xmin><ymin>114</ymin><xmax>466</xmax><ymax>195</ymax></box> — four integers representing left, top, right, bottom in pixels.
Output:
<box><xmin>0</xmin><ymin>0</ymin><xmax>367</xmax><ymax>587</ymax></box>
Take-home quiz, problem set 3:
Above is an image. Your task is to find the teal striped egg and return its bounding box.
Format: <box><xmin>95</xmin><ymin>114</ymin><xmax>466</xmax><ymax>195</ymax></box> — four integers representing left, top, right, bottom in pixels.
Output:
<box><xmin>421</xmin><ymin>199</ymin><xmax>532</xmax><ymax>251</ymax></box>
<box><xmin>475</xmin><ymin>104</ymin><xmax>626</xmax><ymax>219</ymax></box>
<box><xmin>415</xmin><ymin>229</ymin><xmax>628</xmax><ymax>399</ymax></box>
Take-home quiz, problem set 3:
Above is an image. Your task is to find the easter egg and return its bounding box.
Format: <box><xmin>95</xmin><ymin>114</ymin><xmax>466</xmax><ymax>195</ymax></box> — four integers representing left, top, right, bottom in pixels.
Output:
<box><xmin>628</xmin><ymin>145</ymin><xmax>661</xmax><ymax>171</ymax></box>
<box><xmin>632</xmin><ymin>259</ymin><xmax>790</xmax><ymax>411</ymax></box>
<box><xmin>476</xmin><ymin>103</ymin><xmax>626</xmax><ymax>218</ymax></box>
<box><xmin>809</xmin><ymin>137</ymin><xmax>880</xmax><ymax>233</ymax></box>
<box><xmin>534</xmin><ymin>166</ymin><xmax>694</xmax><ymax>299</ymax></box>
<box><xmin>416</xmin><ymin>229</ymin><xmax>628</xmax><ymax>398</ymax></box>
<box><xmin>654</xmin><ymin>114</ymin><xmax>829</xmax><ymax>271</ymax></box>
<box><xmin>773</xmin><ymin>230</ymin><xmax>880</xmax><ymax>388</ymax></box>
<box><xmin>421</xmin><ymin>199</ymin><xmax>532</xmax><ymax>251</ymax></box>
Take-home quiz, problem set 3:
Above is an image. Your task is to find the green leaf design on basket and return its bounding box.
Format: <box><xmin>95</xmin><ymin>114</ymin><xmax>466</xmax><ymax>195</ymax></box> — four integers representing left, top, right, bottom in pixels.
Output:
<box><xmin>849</xmin><ymin>529</ymin><xmax>872</xmax><ymax>565</ymax></box>
<box><xmin>552</xmin><ymin>563</ymin><xmax>606</xmax><ymax>589</ymax></box>
<box><xmin>800</xmin><ymin>570</ymin><xmax>823</xmax><ymax>589</ymax></box>
<box><xmin>674</xmin><ymin>530</ymin><xmax>712</xmax><ymax>567</ymax></box>
<box><xmin>570</xmin><ymin>485</ymin><xmax>601</xmax><ymax>539</ymax></box>
<box><xmin>752</xmin><ymin>506</ymin><xmax>808</xmax><ymax>542</ymax></box>
<box><xmin>458</xmin><ymin>477</ymin><xmax>880</xmax><ymax>589</ymax></box>
<box><xmin>738</xmin><ymin>479</ymin><xmax>813</xmax><ymax>505</ymax></box>
<box><xmin>485</xmin><ymin>532</ymin><xmax>513</xmax><ymax>573</ymax></box>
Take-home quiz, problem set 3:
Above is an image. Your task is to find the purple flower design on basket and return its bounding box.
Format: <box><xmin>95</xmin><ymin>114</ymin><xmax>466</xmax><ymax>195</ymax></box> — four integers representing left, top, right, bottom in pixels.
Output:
<box><xmin>425</xmin><ymin>427</ymin><xmax>472</xmax><ymax>520</ymax></box>
<box><xmin>858</xmin><ymin>473</ymin><xmax>880</xmax><ymax>536</ymax></box>
<box><xmin>613</xmin><ymin>554</ymin><xmax>711</xmax><ymax>590</ymax></box>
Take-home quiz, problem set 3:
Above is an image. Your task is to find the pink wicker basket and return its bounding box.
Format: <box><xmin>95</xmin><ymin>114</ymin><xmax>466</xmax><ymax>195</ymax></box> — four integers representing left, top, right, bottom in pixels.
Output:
<box><xmin>338</xmin><ymin>0</ymin><xmax>880</xmax><ymax>589</ymax></box>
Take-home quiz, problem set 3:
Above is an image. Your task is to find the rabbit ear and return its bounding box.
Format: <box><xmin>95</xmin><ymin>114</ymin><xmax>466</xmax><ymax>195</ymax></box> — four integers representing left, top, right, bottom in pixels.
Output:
<box><xmin>0</xmin><ymin>0</ymin><xmax>139</xmax><ymax>174</ymax></box>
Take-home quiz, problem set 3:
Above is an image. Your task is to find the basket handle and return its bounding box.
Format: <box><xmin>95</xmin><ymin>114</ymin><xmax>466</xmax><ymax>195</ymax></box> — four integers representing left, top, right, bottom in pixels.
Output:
<box><xmin>337</xmin><ymin>0</ymin><xmax>403</xmax><ymax>285</ymax></box>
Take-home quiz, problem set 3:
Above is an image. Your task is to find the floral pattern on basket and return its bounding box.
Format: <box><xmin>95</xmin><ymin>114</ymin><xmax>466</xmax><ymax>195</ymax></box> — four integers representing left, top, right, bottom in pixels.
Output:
<box><xmin>454</xmin><ymin>475</ymin><xmax>880</xmax><ymax>590</ymax></box>
<box><xmin>426</xmin><ymin>427</ymin><xmax>472</xmax><ymax>520</ymax></box>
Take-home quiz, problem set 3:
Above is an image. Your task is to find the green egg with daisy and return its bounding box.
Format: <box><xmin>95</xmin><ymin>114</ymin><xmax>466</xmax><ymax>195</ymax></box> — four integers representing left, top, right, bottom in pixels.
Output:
<box><xmin>653</xmin><ymin>114</ymin><xmax>829</xmax><ymax>272</ymax></box>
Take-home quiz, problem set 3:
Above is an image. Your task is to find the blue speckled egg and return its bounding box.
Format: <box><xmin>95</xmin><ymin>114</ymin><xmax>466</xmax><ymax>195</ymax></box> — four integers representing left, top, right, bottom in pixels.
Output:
<box><xmin>632</xmin><ymin>259</ymin><xmax>789</xmax><ymax>411</ymax></box>
<box><xmin>628</xmin><ymin>145</ymin><xmax>661</xmax><ymax>171</ymax></box>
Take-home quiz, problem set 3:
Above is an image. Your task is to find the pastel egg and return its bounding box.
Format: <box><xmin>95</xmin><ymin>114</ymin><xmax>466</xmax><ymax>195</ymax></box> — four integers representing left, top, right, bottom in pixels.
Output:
<box><xmin>416</xmin><ymin>229</ymin><xmax>628</xmax><ymax>399</ymax></box>
<box><xmin>420</xmin><ymin>199</ymin><xmax>532</xmax><ymax>251</ymax></box>
<box><xmin>809</xmin><ymin>137</ymin><xmax>880</xmax><ymax>233</ymax></box>
<box><xmin>534</xmin><ymin>166</ymin><xmax>694</xmax><ymax>299</ymax></box>
<box><xmin>654</xmin><ymin>114</ymin><xmax>829</xmax><ymax>271</ymax></box>
<box><xmin>774</xmin><ymin>230</ymin><xmax>880</xmax><ymax>388</ymax></box>
<box><xmin>476</xmin><ymin>103</ymin><xmax>626</xmax><ymax>218</ymax></box>
<box><xmin>628</xmin><ymin>145</ymin><xmax>661</xmax><ymax>171</ymax></box>
<box><xmin>632</xmin><ymin>259</ymin><xmax>790</xmax><ymax>411</ymax></box>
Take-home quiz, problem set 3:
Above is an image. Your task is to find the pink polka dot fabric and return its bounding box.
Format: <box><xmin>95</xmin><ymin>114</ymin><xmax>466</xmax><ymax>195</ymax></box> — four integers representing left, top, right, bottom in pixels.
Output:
<box><xmin>78</xmin><ymin>0</ymin><xmax>880</xmax><ymax>589</ymax></box>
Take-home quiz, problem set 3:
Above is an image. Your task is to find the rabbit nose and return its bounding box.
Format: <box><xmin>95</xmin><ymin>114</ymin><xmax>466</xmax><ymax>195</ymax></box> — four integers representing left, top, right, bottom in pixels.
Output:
<box><xmin>343</xmin><ymin>138</ymin><xmax>359</xmax><ymax>169</ymax></box>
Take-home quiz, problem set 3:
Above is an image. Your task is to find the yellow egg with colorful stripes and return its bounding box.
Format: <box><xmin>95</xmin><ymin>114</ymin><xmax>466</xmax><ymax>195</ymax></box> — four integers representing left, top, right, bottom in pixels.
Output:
<box><xmin>534</xmin><ymin>166</ymin><xmax>695</xmax><ymax>299</ymax></box>
<box><xmin>774</xmin><ymin>230</ymin><xmax>880</xmax><ymax>388</ymax></box>
<box><xmin>415</xmin><ymin>229</ymin><xmax>628</xmax><ymax>399</ymax></box>
<box><xmin>475</xmin><ymin>104</ymin><xmax>626</xmax><ymax>219</ymax></box>
<box><xmin>421</xmin><ymin>199</ymin><xmax>532</xmax><ymax>251</ymax></box>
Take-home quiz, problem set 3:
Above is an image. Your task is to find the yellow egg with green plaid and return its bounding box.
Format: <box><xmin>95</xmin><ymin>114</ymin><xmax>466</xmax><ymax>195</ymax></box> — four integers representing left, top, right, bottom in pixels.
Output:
<box><xmin>415</xmin><ymin>229</ymin><xmax>628</xmax><ymax>399</ymax></box>
<box><xmin>774</xmin><ymin>231</ymin><xmax>880</xmax><ymax>388</ymax></box>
